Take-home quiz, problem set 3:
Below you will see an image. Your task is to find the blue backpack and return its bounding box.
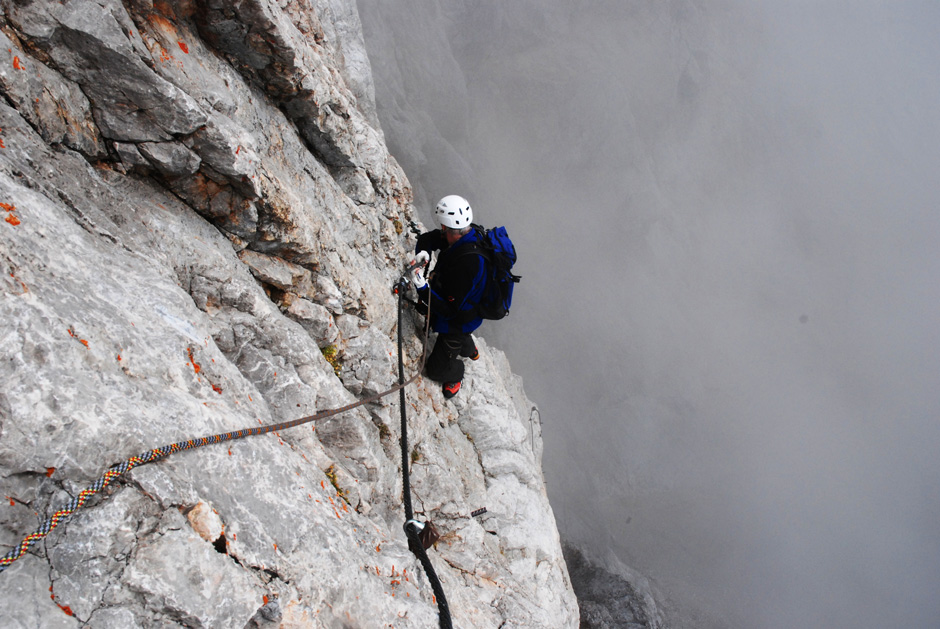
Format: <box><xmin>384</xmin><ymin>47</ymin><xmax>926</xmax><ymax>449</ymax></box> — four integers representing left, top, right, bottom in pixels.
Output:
<box><xmin>460</xmin><ymin>225</ymin><xmax>520</xmax><ymax>320</ymax></box>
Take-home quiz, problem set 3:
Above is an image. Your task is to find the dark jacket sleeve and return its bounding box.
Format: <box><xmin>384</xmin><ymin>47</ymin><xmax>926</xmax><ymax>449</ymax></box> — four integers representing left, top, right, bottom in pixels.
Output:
<box><xmin>415</xmin><ymin>230</ymin><xmax>444</xmax><ymax>256</ymax></box>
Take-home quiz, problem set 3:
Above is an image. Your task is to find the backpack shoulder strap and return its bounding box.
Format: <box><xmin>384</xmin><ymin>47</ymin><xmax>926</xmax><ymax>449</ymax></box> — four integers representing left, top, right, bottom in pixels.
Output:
<box><xmin>450</xmin><ymin>226</ymin><xmax>491</xmax><ymax>261</ymax></box>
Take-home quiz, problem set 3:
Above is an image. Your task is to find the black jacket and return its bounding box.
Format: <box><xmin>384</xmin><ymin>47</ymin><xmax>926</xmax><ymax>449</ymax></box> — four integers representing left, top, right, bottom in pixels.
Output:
<box><xmin>415</xmin><ymin>228</ymin><xmax>486</xmax><ymax>333</ymax></box>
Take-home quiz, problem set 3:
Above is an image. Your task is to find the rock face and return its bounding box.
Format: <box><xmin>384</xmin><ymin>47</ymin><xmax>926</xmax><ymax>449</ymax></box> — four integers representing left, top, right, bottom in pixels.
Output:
<box><xmin>0</xmin><ymin>1</ymin><xmax>578</xmax><ymax>627</ymax></box>
<box><xmin>563</xmin><ymin>544</ymin><xmax>663</xmax><ymax>629</ymax></box>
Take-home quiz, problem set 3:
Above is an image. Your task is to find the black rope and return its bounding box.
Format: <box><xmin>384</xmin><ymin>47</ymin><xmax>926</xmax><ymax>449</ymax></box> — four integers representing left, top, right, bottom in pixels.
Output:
<box><xmin>397</xmin><ymin>283</ymin><xmax>453</xmax><ymax>629</ymax></box>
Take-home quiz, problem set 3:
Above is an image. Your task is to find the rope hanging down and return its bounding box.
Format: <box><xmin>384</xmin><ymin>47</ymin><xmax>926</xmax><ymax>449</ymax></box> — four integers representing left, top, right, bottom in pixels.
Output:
<box><xmin>395</xmin><ymin>280</ymin><xmax>453</xmax><ymax>629</ymax></box>
<box><xmin>0</xmin><ymin>280</ymin><xmax>432</xmax><ymax>574</ymax></box>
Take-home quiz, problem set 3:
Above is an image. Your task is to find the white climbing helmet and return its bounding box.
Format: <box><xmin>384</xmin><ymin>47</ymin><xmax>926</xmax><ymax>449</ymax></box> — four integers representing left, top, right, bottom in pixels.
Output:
<box><xmin>434</xmin><ymin>195</ymin><xmax>473</xmax><ymax>229</ymax></box>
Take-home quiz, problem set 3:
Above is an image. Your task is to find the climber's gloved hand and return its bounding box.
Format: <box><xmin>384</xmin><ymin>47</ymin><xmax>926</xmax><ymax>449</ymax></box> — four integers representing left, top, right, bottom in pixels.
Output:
<box><xmin>410</xmin><ymin>265</ymin><xmax>428</xmax><ymax>290</ymax></box>
<box><xmin>407</xmin><ymin>251</ymin><xmax>430</xmax><ymax>289</ymax></box>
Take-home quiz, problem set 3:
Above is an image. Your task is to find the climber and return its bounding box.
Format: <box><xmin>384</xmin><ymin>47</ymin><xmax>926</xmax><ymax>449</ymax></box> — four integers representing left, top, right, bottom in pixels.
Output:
<box><xmin>407</xmin><ymin>195</ymin><xmax>485</xmax><ymax>399</ymax></box>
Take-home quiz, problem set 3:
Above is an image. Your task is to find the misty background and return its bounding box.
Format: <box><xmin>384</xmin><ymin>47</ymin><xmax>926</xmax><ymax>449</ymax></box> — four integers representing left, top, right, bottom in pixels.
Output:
<box><xmin>355</xmin><ymin>1</ymin><xmax>940</xmax><ymax>627</ymax></box>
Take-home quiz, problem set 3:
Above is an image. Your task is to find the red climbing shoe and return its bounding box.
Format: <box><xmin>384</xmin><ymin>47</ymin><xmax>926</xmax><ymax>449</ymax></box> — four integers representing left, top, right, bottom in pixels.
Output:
<box><xmin>442</xmin><ymin>381</ymin><xmax>461</xmax><ymax>399</ymax></box>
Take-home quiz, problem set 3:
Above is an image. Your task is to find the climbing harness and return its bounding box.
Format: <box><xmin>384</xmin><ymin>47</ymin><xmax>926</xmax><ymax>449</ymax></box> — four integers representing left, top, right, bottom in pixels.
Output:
<box><xmin>0</xmin><ymin>267</ymin><xmax>436</xmax><ymax>590</ymax></box>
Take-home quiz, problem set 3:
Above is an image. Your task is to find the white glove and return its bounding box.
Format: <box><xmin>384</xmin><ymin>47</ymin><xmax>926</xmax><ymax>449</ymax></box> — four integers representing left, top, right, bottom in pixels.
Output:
<box><xmin>408</xmin><ymin>251</ymin><xmax>430</xmax><ymax>289</ymax></box>
<box><xmin>410</xmin><ymin>265</ymin><xmax>427</xmax><ymax>289</ymax></box>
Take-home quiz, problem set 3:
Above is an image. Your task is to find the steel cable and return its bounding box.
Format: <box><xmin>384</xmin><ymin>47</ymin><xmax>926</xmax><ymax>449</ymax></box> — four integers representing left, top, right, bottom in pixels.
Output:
<box><xmin>396</xmin><ymin>284</ymin><xmax>452</xmax><ymax>629</ymax></box>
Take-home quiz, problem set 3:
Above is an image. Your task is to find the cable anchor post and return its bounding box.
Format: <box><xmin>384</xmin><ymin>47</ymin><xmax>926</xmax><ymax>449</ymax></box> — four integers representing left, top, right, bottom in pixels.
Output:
<box><xmin>404</xmin><ymin>518</ymin><xmax>440</xmax><ymax>551</ymax></box>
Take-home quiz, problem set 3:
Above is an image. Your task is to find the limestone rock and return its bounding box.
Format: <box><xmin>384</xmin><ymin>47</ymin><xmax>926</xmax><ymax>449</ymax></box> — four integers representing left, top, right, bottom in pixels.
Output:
<box><xmin>186</xmin><ymin>501</ymin><xmax>225</xmax><ymax>543</ymax></box>
<box><xmin>563</xmin><ymin>544</ymin><xmax>664</xmax><ymax>629</ymax></box>
<box><xmin>285</xmin><ymin>297</ymin><xmax>339</xmax><ymax>348</ymax></box>
<box><xmin>139</xmin><ymin>141</ymin><xmax>202</xmax><ymax>177</ymax></box>
<box><xmin>0</xmin><ymin>29</ymin><xmax>106</xmax><ymax>159</ymax></box>
<box><xmin>237</xmin><ymin>249</ymin><xmax>311</xmax><ymax>292</ymax></box>
<box><xmin>0</xmin><ymin>1</ymin><xmax>578</xmax><ymax>627</ymax></box>
<box><xmin>113</xmin><ymin>141</ymin><xmax>152</xmax><ymax>172</ymax></box>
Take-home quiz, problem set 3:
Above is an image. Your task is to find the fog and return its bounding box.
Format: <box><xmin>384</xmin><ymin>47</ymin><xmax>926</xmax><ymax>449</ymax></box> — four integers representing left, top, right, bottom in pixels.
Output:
<box><xmin>356</xmin><ymin>2</ymin><xmax>940</xmax><ymax>627</ymax></box>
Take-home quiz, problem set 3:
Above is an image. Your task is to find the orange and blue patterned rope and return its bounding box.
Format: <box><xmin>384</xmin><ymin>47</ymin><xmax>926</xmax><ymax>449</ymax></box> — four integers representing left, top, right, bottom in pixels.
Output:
<box><xmin>0</xmin><ymin>286</ymin><xmax>430</xmax><ymax>573</ymax></box>
<box><xmin>0</xmin><ymin>400</ymin><xmax>364</xmax><ymax>572</ymax></box>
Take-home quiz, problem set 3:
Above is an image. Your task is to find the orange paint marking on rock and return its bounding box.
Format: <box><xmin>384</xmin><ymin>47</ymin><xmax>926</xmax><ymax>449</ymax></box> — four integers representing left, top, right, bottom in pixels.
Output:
<box><xmin>49</xmin><ymin>590</ymin><xmax>73</xmax><ymax>616</ymax></box>
<box><xmin>187</xmin><ymin>348</ymin><xmax>201</xmax><ymax>373</ymax></box>
<box><xmin>45</xmin><ymin>468</ymin><xmax>55</xmax><ymax>477</ymax></box>
<box><xmin>7</xmin><ymin>496</ymin><xmax>15</xmax><ymax>506</ymax></box>
<box><xmin>79</xmin><ymin>339</ymin><xmax>89</xmax><ymax>348</ymax></box>
<box><xmin>8</xmin><ymin>273</ymin><xmax>27</xmax><ymax>293</ymax></box>
<box><xmin>177</xmin><ymin>41</ymin><xmax>189</xmax><ymax>53</ymax></box>
<box><xmin>2</xmin><ymin>199</ymin><xmax>19</xmax><ymax>224</ymax></box>
<box><xmin>212</xmin><ymin>384</ymin><xmax>223</xmax><ymax>394</ymax></box>
<box><xmin>12</xmin><ymin>56</ymin><xmax>24</xmax><ymax>70</ymax></box>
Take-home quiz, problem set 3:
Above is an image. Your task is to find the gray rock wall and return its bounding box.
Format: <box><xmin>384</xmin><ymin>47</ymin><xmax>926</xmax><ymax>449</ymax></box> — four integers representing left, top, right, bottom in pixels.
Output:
<box><xmin>0</xmin><ymin>1</ymin><xmax>577</xmax><ymax>626</ymax></box>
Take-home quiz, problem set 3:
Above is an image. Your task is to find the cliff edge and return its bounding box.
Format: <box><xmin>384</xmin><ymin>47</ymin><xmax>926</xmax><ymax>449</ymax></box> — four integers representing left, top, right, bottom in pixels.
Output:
<box><xmin>0</xmin><ymin>1</ymin><xmax>577</xmax><ymax>626</ymax></box>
